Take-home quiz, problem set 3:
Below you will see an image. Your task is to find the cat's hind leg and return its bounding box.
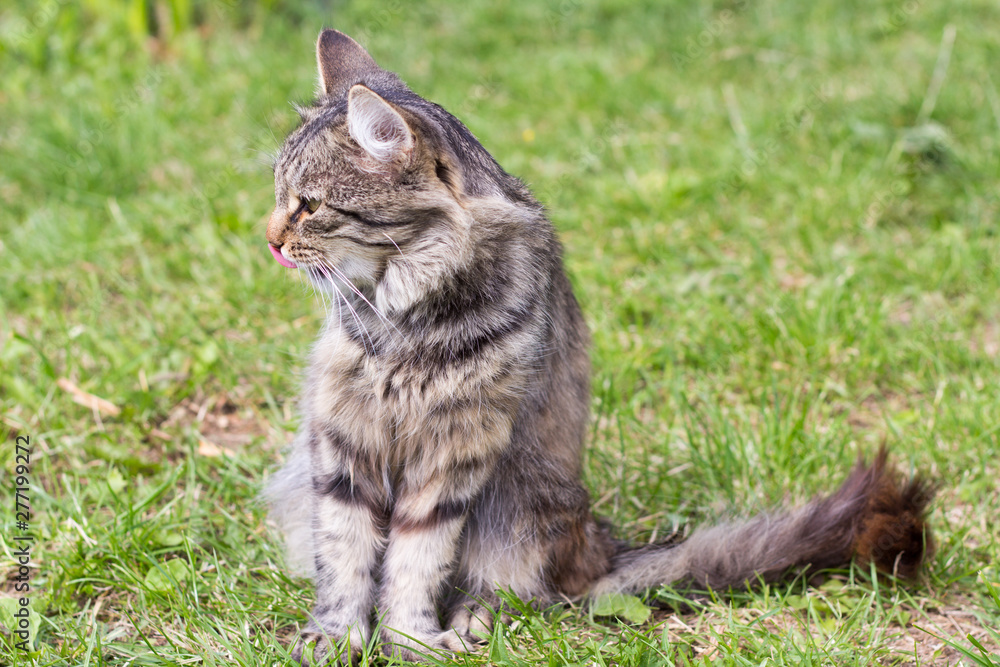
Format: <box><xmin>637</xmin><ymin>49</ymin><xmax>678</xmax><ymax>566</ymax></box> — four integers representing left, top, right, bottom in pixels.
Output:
<box><xmin>441</xmin><ymin>472</ymin><xmax>615</xmax><ymax>652</ymax></box>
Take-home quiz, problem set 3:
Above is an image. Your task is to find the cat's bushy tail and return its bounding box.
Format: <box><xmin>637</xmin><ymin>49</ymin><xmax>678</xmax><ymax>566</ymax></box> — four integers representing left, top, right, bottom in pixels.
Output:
<box><xmin>263</xmin><ymin>433</ymin><xmax>315</xmax><ymax>577</ymax></box>
<box><xmin>590</xmin><ymin>448</ymin><xmax>934</xmax><ymax>597</ymax></box>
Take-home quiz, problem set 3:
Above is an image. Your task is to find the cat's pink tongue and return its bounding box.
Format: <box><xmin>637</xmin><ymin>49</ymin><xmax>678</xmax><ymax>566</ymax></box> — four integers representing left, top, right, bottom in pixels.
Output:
<box><xmin>269</xmin><ymin>244</ymin><xmax>298</xmax><ymax>268</ymax></box>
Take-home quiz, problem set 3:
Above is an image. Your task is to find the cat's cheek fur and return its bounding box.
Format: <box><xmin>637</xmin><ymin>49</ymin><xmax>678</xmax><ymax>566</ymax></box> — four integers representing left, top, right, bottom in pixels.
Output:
<box><xmin>375</xmin><ymin>208</ymin><xmax>474</xmax><ymax>315</ymax></box>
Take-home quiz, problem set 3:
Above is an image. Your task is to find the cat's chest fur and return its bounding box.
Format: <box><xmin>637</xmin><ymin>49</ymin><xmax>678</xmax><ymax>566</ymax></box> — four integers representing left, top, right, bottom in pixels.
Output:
<box><xmin>302</xmin><ymin>321</ymin><xmax>524</xmax><ymax>471</ymax></box>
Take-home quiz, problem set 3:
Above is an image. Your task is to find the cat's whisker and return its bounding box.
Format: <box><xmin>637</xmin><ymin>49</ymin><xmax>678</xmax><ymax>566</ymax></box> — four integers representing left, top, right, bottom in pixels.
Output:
<box><xmin>318</xmin><ymin>259</ymin><xmax>388</xmax><ymax>333</ymax></box>
<box><xmin>319</xmin><ymin>263</ymin><xmax>376</xmax><ymax>355</ymax></box>
<box><xmin>295</xmin><ymin>266</ymin><xmax>325</xmax><ymax>316</ymax></box>
<box><xmin>303</xmin><ymin>264</ymin><xmax>332</xmax><ymax>319</ymax></box>
<box><xmin>322</xmin><ymin>270</ymin><xmax>360</xmax><ymax>348</ymax></box>
<box><xmin>326</xmin><ymin>270</ymin><xmax>390</xmax><ymax>351</ymax></box>
<box><xmin>321</xmin><ymin>259</ymin><xmax>411</xmax><ymax>349</ymax></box>
<box><xmin>382</xmin><ymin>232</ymin><xmax>408</xmax><ymax>261</ymax></box>
<box><xmin>334</xmin><ymin>277</ymin><xmax>345</xmax><ymax>333</ymax></box>
<box><xmin>314</xmin><ymin>271</ymin><xmax>331</xmax><ymax>318</ymax></box>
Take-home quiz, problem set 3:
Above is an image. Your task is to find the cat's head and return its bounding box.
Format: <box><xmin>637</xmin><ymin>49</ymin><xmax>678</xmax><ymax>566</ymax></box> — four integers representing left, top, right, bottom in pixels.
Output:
<box><xmin>267</xmin><ymin>30</ymin><xmax>536</xmax><ymax>313</ymax></box>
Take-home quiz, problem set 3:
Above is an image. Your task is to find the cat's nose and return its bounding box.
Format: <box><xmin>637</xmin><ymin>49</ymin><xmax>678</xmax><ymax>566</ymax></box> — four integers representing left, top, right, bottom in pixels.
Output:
<box><xmin>266</xmin><ymin>207</ymin><xmax>288</xmax><ymax>246</ymax></box>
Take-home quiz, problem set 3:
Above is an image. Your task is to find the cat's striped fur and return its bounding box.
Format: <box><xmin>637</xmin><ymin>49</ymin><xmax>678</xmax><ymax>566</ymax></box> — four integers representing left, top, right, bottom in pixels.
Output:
<box><xmin>265</xmin><ymin>29</ymin><xmax>934</xmax><ymax>664</ymax></box>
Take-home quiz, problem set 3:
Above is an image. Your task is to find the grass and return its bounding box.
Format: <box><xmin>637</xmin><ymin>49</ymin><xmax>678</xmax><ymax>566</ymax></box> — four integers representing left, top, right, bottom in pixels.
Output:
<box><xmin>2</xmin><ymin>0</ymin><xmax>999</xmax><ymax>663</ymax></box>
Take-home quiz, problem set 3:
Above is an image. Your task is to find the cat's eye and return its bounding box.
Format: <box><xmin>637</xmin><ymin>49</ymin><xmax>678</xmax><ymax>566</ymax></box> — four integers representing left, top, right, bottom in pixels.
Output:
<box><xmin>304</xmin><ymin>198</ymin><xmax>322</xmax><ymax>213</ymax></box>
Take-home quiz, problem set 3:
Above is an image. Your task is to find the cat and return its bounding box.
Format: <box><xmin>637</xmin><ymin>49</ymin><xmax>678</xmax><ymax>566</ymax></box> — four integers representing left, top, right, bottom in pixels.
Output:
<box><xmin>264</xmin><ymin>29</ymin><xmax>934</xmax><ymax>665</ymax></box>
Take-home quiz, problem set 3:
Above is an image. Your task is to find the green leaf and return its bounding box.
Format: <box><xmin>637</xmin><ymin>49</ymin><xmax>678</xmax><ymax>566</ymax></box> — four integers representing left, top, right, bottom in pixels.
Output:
<box><xmin>107</xmin><ymin>467</ymin><xmax>127</xmax><ymax>495</ymax></box>
<box><xmin>981</xmin><ymin>570</ymin><xmax>1000</xmax><ymax>611</ymax></box>
<box><xmin>488</xmin><ymin>611</ymin><xmax>510</xmax><ymax>664</ymax></box>
<box><xmin>12</xmin><ymin>332</ymin><xmax>57</xmax><ymax>379</ymax></box>
<box><xmin>813</xmin><ymin>599</ymin><xmax>834</xmax><ymax>616</ymax></box>
<box><xmin>966</xmin><ymin>633</ymin><xmax>991</xmax><ymax>657</ymax></box>
<box><xmin>592</xmin><ymin>593</ymin><xmax>652</xmax><ymax>624</ymax></box>
<box><xmin>152</xmin><ymin>529</ymin><xmax>185</xmax><ymax>548</ymax></box>
<box><xmin>785</xmin><ymin>594</ymin><xmax>809</xmax><ymax>610</ymax></box>
<box><xmin>143</xmin><ymin>559</ymin><xmax>190</xmax><ymax>592</ymax></box>
<box><xmin>0</xmin><ymin>597</ymin><xmax>41</xmax><ymax>647</ymax></box>
<box><xmin>197</xmin><ymin>340</ymin><xmax>219</xmax><ymax>365</ymax></box>
<box><xmin>819</xmin><ymin>578</ymin><xmax>845</xmax><ymax>593</ymax></box>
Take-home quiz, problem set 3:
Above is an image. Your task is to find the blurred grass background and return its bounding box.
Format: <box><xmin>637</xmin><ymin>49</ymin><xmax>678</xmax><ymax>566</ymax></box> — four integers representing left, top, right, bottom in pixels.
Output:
<box><xmin>1</xmin><ymin>0</ymin><xmax>999</xmax><ymax>664</ymax></box>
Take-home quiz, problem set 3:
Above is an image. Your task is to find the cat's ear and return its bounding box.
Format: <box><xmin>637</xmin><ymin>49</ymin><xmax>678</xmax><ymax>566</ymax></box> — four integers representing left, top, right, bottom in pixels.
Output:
<box><xmin>347</xmin><ymin>84</ymin><xmax>414</xmax><ymax>163</ymax></box>
<box><xmin>316</xmin><ymin>29</ymin><xmax>379</xmax><ymax>98</ymax></box>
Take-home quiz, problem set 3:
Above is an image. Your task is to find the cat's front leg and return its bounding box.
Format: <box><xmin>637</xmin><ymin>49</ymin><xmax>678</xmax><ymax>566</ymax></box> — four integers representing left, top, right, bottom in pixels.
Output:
<box><xmin>292</xmin><ymin>434</ymin><xmax>387</xmax><ymax>665</ymax></box>
<box><xmin>377</xmin><ymin>465</ymin><xmax>491</xmax><ymax>662</ymax></box>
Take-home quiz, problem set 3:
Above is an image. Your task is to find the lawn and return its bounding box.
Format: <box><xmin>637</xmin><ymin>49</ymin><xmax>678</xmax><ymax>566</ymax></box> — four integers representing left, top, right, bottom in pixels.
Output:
<box><xmin>2</xmin><ymin>0</ymin><xmax>999</xmax><ymax>664</ymax></box>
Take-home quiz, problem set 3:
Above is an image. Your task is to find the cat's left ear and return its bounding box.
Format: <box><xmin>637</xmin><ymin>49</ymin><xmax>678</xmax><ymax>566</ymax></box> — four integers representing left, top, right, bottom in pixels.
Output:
<box><xmin>347</xmin><ymin>84</ymin><xmax>414</xmax><ymax>163</ymax></box>
<box><xmin>316</xmin><ymin>29</ymin><xmax>378</xmax><ymax>98</ymax></box>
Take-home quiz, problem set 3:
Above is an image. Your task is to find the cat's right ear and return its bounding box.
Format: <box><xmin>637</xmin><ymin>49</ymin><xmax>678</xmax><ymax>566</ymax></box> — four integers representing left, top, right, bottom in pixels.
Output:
<box><xmin>347</xmin><ymin>84</ymin><xmax>414</xmax><ymax>164</ymax></box>
<box><xmin>316</xmin><ymin>29</ymin><xmax>379</xmax><ymax>98</ymax></box>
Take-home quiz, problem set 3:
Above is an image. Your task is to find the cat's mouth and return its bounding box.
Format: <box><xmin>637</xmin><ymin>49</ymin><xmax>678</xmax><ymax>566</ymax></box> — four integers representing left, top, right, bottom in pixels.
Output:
<box><xmin>269</xmin><ymin>243</ymin><xmax>299</xmax><ymax>269</ymax></box>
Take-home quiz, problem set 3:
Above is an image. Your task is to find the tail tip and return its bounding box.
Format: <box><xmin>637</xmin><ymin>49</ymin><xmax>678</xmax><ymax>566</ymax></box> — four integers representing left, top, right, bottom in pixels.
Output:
<box><xmin>852</xmin><ymin>449</ymin><xmax>935</xmax><ymax>579</ymax></box>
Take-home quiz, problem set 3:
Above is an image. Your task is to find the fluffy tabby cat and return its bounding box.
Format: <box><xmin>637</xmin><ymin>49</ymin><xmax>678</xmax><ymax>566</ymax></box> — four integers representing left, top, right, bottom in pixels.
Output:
<box><xmin>265</xmin><ymin>29</ymin><xmax>934</xmax><ymax>664</ymax></box>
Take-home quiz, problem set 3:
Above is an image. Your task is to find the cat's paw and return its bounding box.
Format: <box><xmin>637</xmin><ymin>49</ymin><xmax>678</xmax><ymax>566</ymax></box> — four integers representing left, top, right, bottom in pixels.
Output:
<box><xmin>291</xmin><ymin>624</ymin><xmax>365</xmax><ymax>666</ymax></box>
<box><xmin>380</xmin><ymin>627</ymin><xmax>471</xmax><ymax>663</ymax></box>
<box><xmin>443</xmin><ymin>604</ymin><xmax>495</xmax><ymax>650</ymax></box>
